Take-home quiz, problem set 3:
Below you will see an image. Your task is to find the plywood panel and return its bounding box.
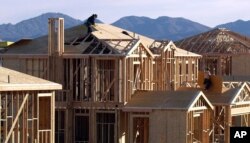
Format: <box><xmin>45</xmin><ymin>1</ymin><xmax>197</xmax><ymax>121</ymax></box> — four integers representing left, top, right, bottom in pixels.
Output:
<box><xmin>198</xmin><ymin>71</ymin><xmax>222</xmax><ymax>93</ymax></box>
<box><xmin>149</xmin><ymin>110</ymin><xmax>187</xmax><ymax>143</ymax></box>
<box><xmin>232</xmin><ymin>55</ymin><xmax>250</xmax><ymax>76</ymax></box>
<box><xmin>166</xmin><ymin>110</ymin><xmax>187</xmax><ymax>143</ymax></box>
<box><xmin>149</xmin><ymin>110</ymin><xmax>167</xmax><ymax>143</ymax></box>
<box><xmin>39</xmin><ymin>97</ymin><xmax>51</xmax><ymax>129</ymax></box>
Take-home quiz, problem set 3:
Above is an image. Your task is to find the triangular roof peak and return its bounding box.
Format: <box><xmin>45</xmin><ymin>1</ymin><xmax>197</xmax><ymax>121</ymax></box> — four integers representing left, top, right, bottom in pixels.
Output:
<box><xmin>149</xmin><ymin>40</ymin><xmax>174</xmax><ymax>54</ymax></box>
<box><xmin>188</xmin><ymin>91</ymin><xmax>214</xmax><ymax>111</ymax></box>
<box><xmin>231</xmin><ymin>82</ymin><xmax>250</xmax><ymax>105</ymax></box>
<box><xmin>206</xmin><ymin>82</ymin><xmax>250</xmax><ymax>105</ymax></box>
<box><xmin>149</xmin><ymin>40</ymin><xmax>201</xmax><ymax>57</ymax></box>
<box><xmin>124</xmin><ymin>39</ymin><xmax>154</xmax><ymax>57</ymax></box>
<box><xmin>217</xmin><ymin>27</ymin><xmax>230</xmax><ymax>31</ymax></box>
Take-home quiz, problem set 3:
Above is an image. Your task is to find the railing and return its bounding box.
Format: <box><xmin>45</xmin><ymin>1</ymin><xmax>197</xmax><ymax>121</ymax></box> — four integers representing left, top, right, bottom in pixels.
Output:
<box><xmin>222</xmin><ymin>81</ymin><xmax>247</xmax><ymax>88</ymax></box>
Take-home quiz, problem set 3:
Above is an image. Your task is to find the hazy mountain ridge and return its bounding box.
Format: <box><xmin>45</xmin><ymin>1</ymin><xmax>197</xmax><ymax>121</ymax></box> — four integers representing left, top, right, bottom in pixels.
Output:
<box><xmin>112</xmin><ymin>16</ymin><xmax>211</xmax><ymax>40</ymax></box>
<box><xmin>0</xmin><ymin>12</ymin><xmax>249</xmax><ymax>42</ymax></box>
<box><xmin>0</xmin><ymin>13</ymin><xmax>83</xmax><ymax>41</ymax></box>
<box><xmin>216</xmin><ymin>19</ymin><xmax>250</xmax><ymax>36</ymax></box>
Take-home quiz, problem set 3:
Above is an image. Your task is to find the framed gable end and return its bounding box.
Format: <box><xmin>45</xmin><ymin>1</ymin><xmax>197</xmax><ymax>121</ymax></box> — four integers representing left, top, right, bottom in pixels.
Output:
<box><xmin>232</xmin><ymin>83</ymin><xmax>250</xmax><ymax>105</ymax></box>
<box><xmin>189</xmin><ymin>92</ymin><xmax>214</xmax><ymax>111</ymax></box>
<box><xmin>126</xmin><ymin>40</ymin><xmax>154</xmax><ymax>58</ymax></box>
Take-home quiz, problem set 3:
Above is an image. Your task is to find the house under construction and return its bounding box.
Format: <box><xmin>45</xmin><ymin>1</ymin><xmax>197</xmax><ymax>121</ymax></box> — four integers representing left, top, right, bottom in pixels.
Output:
<box><xmin>180</xmin><ymin>76</ymin><xmax>250</xmax><ymax>143</ymax></box>
<box><xmin>206</xmin><ymin>82</ymin><xmax>250</xmax><ymax>143</ymax></box>
<box><xmin>0</xmin><ymin>67</ymin><xmax>62</xmax><ymax>143</ymax></box>
<box><xmin>175</xmin><ymin>28</ymin><xmax>250</xmax><ymax>80</ymax></box>
<box><xmin>175</xmin><ymin>30</ymin><xmax>250</xmax><ymax>143</ymax></box>
<box><xmin>0</xmin><ymin>18</ymin><xmax>250</xmax><ymax>143</ymax></box>
<box><xmin>0</xmin><ymin>18</ymin><xmax>203</xmax><ymax>143</ymax></box>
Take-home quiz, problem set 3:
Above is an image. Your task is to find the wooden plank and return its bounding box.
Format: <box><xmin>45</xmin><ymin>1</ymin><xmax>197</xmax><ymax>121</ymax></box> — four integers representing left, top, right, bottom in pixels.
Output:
<box><xmin>188</xmin><ymin>58</ymin><xmax>192</xmax><ymax>81</ymax></box>
<box><xmin>72</xmin><ymin>102</ymin><xmax>123</xmax><ymax>110</ymax></box>
<box><xmin>62</xmin><ymin>54</ymin><xmax>123</xmax><ymax>58</ymax></box>
<box><xmin>224</xmin><ymin>106</ymin><xmax>231</xmax><ymax>143</ymax></box>
<box><xmin>175</xmin><ymin>58</ymin><xmax>180</xmax><ymax>90</ymax></box>
<box><xmin>51</xmin><ymin>92</ymin><xmax>55</xmax><ymax>143</ymax></box>
<box><xmin>59</xmin><ymin>18</ymin><xmax>64</xmax><ymax>54</ymax></box>
<box><xmin>80</xmin><ymin>59</ymin><xmax>84</xmax><ymax>101</ymax></box>
<box><xmin>122</xmin><ymin>58</ymin><xmax>126</xmax><ymax>102</ymax></box>
<box><xmin>114</xmin><ymin>59</ymin><xmax>118</xmax><ymax>102</ymax></box>
<box><xmin>24</xmin><ymin>92</ymin><xmax>28</xmax><ymax>143</ymax></box>
<box><xmin>0</xmin><ymin>54</ymin><xmax>48</xmax><ymax>58</ymax></box>
<box><xmin>181</xmin><ymin>57</ymin><xmax>186</xmax><ymax>84</ymax></box>
<box><xmin>231</xmin><ymin>106</ymin><xmax>250</xmax><ymax>115</ymax></box>
<box><xmin>0</xmin><ymin>94</ymin><xmax>2</xmax><ymax>141</ymax></box>
<box><xmin>91</xmin><ymin>58</ymin><xmax>96</xmax><ymax>101</ymax></box>
<box><xmin>197</xmin><ymin>71</ymin><xmax>223</xmax><ymax>93</ymax></box>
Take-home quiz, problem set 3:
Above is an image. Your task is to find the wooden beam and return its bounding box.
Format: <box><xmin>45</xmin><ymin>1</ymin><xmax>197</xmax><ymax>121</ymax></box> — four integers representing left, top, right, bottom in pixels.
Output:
<box><xmin>224</xmin><ymin>106</ymin><xmax>231</xmax><ymax>143</ymax></box>
<box><xmin>0</xmin><ymin>54</ymin><xmax>48</xmax><ymax>58</ymax></box>
<box><xmin>231</xmin><ymin>106</ymin><xmax>250</xmax><ymax>115</ymax></box>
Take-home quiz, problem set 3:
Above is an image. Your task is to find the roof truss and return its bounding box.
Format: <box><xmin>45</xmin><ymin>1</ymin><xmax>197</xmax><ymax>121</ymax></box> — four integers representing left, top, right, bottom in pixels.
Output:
<box><xmin>232</xmin><ymin>83</ymin><xmax>250</xmax><ymax>104</ymax></box>
<box><xmin>176</xmin><ymin>29</ymin><xmax>250</xmax><ymax>54</ymax></box>
<box><xmin>149</xmin><ymin>40</ymin><xmax>173</xmax><ymax>54</ymax></box>
<box><xmin>189</xmin><ymin>92</ymin><xmax>213</xmax><ymax>111</ymax></box>
<box><xmin>64</xmin><ymin>33</ymin><xmax>154</xmax><ymax>56</ymax></box>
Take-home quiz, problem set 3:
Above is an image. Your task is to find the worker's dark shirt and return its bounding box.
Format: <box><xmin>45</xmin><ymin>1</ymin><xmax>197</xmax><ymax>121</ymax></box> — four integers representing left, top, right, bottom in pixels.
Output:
<box><xmin>86</xmin><ymin>15</ymin><xmax>95</xmax><ymax>25</ymax></box>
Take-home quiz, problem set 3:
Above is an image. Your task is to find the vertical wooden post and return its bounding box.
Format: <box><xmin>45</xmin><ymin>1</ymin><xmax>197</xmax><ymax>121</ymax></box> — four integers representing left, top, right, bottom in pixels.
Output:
<box><xmin>51</xmin><ymin>91</ymin><xmax>55</xmax><ymax>143</ymax></box>
<box><xmin>217</xmin><ymin>56</ymin><xmax>222</xmax><ymax>76</ymax></box>
<box><xmin>114</xmin><ymin>59</ymin><xmax>118</xmax><ymax>102</ymax></box>
<box><xmin>48</xmin><ymin>18</ymin><xmax>65</xmax><ymax>143</ymax></box>
<box><xmin>122</xmin><ymin>58</ymin><xmax>126</xmax><ymax>102</ymax></box>
<box><xmin>181</xmin><ymin>57</ymin><xmax>186</xmax><ymax>84</ymax></box>
<box><xmin>91</xmin><ymin>109</ymin><xmax>96</xmax><ymax>143</ymax></box>
<box><xmin>196</xmin><ymin>58</ymin><xmax>199</xmax><ymax>82</ymax></box>
<box><xmin>175</xmin><ymin>58</ymin><xmax>180</xmax><ymax>90</ymax></box>
<box><xmin>188</xmin><ymin>58</ymin><xmax>192</xmax><ymax>81</ymax></box>
<box><xmin>48</xmin><ymin>18</ymin><xmax>64</xmax><ymax>83</ymax></box>
<box><xmin>91</xmin><ymin>57</ymin><xmax>96</xmax><ymax>102</ymax></box>
<box><xmin>224</xmin><ymin>106</ymin><xmax>231</xmax><ymax>143</ymax></box>
<box><xmin>117</xmin><ymin>58</ymin><xmax>121</xmax><ymax>102</ymax></box>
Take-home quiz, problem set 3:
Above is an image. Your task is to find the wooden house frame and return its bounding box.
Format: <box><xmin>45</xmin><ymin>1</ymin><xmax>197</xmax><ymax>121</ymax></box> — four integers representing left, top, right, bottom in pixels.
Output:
<box><xmin>0</xmin><ymin>18</ymin><xmax>205</xmax><ymax>143</ymax></box>
<box><xmin>0</xmin><ymin>18</ymin><xmax>155</xmax><ymax>143</ymax></box>
<box><xmin>206</xmin><ymin>82</ymin><xmax>250</xmax><ymax>143</ymax></box>
<box><xmin>175</xmin><ymin>28</ymin><xmax>250</xmax><ymax>78</ymax></box>
<box><xmin>149</xmin><ymin>40</ymin><xmax>201</xmax><ymax>90</ymax></box>
<box><xmin>0</xmin><ymin>67</ymin><xmax>61</xmax><ymax>143</ymax></box>
<box><xmin>123</xmin><ymin>90</ymin><xmax>214</xmax><ymax>143</ymax></box>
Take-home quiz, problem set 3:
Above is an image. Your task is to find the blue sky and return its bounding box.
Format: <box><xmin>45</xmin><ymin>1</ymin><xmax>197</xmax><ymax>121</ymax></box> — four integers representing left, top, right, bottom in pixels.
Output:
<box><xmin>1</xmin><ymin>0</ymin><xmax>250</xmax><ymax>27</ymax></box>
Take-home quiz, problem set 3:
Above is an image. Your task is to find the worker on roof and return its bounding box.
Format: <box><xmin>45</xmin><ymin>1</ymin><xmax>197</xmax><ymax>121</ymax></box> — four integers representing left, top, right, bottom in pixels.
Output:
<box><xmin>203</xmin><ymin>67</ymin><xmax>212</xmax><ymax>90</ymax></box>
<box><xmin>85</xmin><ymin>14</ymin><xmax>98</xmax><ymax>33</ymax></box>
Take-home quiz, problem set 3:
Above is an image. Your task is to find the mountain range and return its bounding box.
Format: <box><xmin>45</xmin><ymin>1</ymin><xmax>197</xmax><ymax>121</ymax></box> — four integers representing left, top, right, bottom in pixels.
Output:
<box><xmin>216</xmin><ymin>20</ymin><xmax>250</xmax><ymax>36</ymax></box>
<box><xmin>0</xmin><ymin>13</ymin><xmax>82</xmax><ymax>41</ymax></box>
<box><xmin>0</xmin><ymin>12</ymin><xmax>250</xmax><ymax>42</ymax></box>
<box><xmin>112</xmin><ymin>16</ymin><xmax>210</xmax><ymax>40</ymax></box>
